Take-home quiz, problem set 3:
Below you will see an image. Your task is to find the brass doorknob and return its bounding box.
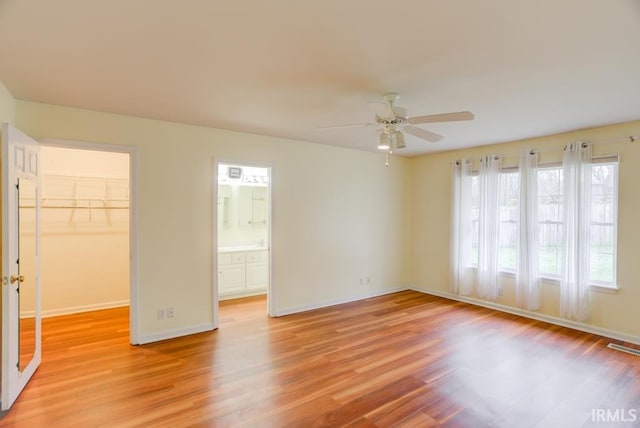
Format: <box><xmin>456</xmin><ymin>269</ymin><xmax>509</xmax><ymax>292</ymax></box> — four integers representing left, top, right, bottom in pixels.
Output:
<box><xmin>10</xmin><ymin>275</ymin><xmax>24</xmax><ymax>284</ymax></box>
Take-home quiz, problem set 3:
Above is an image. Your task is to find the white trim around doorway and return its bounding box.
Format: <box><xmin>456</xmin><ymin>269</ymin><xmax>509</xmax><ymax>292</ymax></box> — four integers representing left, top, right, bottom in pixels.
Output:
<box><xmin>213</xmin><ymin>158</ymin><xmax>275</xmax><ymax>326</ymax></box>
<box><xmin>39</xmin><ymin>138</ymin><xmax>140</xmax><ymax>345</ymax></box>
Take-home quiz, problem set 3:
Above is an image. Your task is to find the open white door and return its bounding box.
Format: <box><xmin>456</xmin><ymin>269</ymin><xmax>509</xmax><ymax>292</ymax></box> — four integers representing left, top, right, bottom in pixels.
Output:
<box><xmin>1</xmin><ymin>123</ymin><xmax>41</xmax><ymax>410</ymax></box>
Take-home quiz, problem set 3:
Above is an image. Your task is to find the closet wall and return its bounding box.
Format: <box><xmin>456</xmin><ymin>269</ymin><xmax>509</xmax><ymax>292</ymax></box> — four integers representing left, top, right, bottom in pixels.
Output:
<box><xmin>40</xmin><ymin>146</ymin><xmax>129</xmax><ymax>316</ymax></box>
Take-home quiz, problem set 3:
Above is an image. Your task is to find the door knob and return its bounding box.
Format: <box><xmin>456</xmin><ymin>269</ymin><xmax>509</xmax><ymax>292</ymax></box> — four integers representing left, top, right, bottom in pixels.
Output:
<box><xmin>10</xmin><ymin>275</ymin><xmax>24</xmax><ymax>284</ymax></box>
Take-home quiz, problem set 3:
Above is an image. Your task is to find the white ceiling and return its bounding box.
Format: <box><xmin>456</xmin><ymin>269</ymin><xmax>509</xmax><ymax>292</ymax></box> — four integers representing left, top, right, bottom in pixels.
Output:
<box><xmin>1</xmin><ymin>0</ymin><xmax>639</xmax><ymax>156</ymax></box>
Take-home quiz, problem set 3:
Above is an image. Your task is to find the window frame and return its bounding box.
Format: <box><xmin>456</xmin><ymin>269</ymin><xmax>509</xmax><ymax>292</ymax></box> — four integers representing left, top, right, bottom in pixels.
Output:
<box><xmin>587</xmin><ymin>157</ymin><xmax>619</xmax><ymax>289</ymax></box>
<box><xmin>466</xmin><ymin>155</ymin><xmax>619</xmax><ymax>291</ymax></box>
<box><xmin>536</xmin><ymin>162</ymin><xmax>564</xmax><ymax>280</ymax></box>
<box><xmin>497</xmin><ymin>168</ymin><xmax>519</xmax><ymax>273</ymax></box>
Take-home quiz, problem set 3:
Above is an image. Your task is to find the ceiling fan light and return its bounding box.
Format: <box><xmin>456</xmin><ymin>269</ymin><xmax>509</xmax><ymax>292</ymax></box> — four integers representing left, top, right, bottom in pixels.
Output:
<box><xmin>377</xmin><ymin>133</ymin><xmax>390</xmax><ymax>150</ymax></box>
<box><xmin>395</xmin><ymin>131</ymin><xmax>406</xmax><ymax>149</ymax></box>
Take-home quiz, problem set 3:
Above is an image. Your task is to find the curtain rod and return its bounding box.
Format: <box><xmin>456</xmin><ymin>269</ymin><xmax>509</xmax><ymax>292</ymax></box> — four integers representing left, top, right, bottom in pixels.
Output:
<box><xmin>494</xmin><ymin>134</ymin><xmax>638</xmax><ymax>159</ymax></box>
<box><xmin>451</xmin><ymin>134</ymin><xmax>637</xmax><ymax>165</ymax></box>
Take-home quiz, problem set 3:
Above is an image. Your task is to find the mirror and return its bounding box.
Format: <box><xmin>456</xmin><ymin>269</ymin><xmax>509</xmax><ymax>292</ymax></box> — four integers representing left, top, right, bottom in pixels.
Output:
<box><xmin>217</xmin><ymin>184</ymin><xmax>232</xmax><ymax>230</ymax></box>
<box><xmin>238</xmin><ymin>186</ymin><xmax>267</xmax><ymax>230</ymax></box>
<box><xmin>18</xmin><ymin>178</ymin><xmax>37</xmax><ymax>372</ymax></box>
<box><xmin>251</xmin><ymin>186</ymin><xmax>267</xmax><ymax>228</ymax></box>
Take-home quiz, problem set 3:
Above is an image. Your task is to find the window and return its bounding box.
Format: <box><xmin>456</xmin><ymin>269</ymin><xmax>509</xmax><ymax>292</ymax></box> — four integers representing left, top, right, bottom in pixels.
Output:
<box><xmin>498</xmin><ymin>171</ymin><xmax>519</xmax><ymax>271</ymax></box>
<box><xmin>470</xmin><ymin>171</ymin><xmax>527</xmax><ymax>271</ymax></box>
<box><xmin>468</xmin><ymin>159</ymin><xmax>618</xmax><ymax>287</ymax></box>
<box><xmin>590</xmin><ymin>162</ymin><xmax>618</xmax><ymax>285</ymax></box>
<box><xmin>470</xmin><ymin>174</ymin><xmax>479</xmax><ymax>265</ymax></box>
<box><xmin>536</xmin><ymin>160</ymin><xmax>618</xmax><ymax>285</ymax></box>
<box><xmin>537</xmin><ymin>167</ymin><xmax>563</xmax><ymax>276</ymax></box>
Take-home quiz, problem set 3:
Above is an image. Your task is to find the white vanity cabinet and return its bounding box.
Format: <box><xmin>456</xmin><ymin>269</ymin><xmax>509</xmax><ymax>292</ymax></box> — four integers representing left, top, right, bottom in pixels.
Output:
<box><xmin>218</xmin><ymin>253</ymin><xmax>246</xmax><ymax>295</ymax></box>
<box><xmin>245</xmin><ymin>250</ymin><xmax>269</xmax><ymax>291</ymax></box>
<box><xmin>218</xmin><ymin>249</ymin><xmax>269</xmax><ymax>299</ymax></box>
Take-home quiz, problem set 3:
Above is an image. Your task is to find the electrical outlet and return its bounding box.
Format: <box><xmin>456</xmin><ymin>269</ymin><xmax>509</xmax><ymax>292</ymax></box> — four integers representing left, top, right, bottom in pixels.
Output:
<box><xmin>359</xmin><ymin>278</ymin><xmax>364</xmax><ymax>285</ymax></box>
<box><xmin>157</xmin><ymin>309</ymin><xmax>165</xmax><ymax>320</ymax></box>
<box><xmin>167</xmin><ymin>307</ymin><xmax>175</xmax><ymax>318</ymax></box>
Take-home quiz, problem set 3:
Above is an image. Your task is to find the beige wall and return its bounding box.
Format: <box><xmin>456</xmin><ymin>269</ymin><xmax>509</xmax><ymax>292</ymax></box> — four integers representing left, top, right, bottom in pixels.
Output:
<box><xmin>13</xmin><ymin>95</ymin><xmax>638</xmax><ymax>342</ymax></box>
<box><xmin>0</xmin><ymin>80</ymin><xmax>15</xmax><ymax>126</ymax></box>
<box><xmin>410</xmin><ymin>120</ymin><xmax>640</xmax><ymax>338</ymax></box>
<box><xmin>15</xmin><ymin>100</ymin><xmax>412</xmax><ymax>340</ymax></box>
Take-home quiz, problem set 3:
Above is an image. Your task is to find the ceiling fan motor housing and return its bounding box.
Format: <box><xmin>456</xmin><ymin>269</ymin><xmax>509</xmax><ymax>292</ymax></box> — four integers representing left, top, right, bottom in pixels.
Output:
<box><xmin>392</xmin><ymin>106</ymin><xmax>408</xmax><ymax>121</ymax></box>
<box><xmin>377</xmin><ymin>106</ymin><xmax>408</xmax><ymax>125</ymax></box>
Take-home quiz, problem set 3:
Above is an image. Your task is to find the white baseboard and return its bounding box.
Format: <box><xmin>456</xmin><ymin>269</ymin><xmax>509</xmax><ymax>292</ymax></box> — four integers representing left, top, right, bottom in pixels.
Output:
<box><xmin>410</xmin><ymin>286</ymin><xmax>640</xmax><ymax>346</ymax></box>
<box><xmin>272</xmin><ymin>287</ymin><xmax>409</xmax><ymax>317</ymax></box>
<box><xmin>219</xmin><ymin>290</ymin><xmax>267</xmax><ymax>301</ymax></box>
<box><xmin>21</xmin><ymin>300</ymin><xmax>130</xmax><ymax>319</ymax></box>
<box><xmin>137</xmin><ymin>323</ymin><xmax>216</xmax><ymax>345</ymax></box>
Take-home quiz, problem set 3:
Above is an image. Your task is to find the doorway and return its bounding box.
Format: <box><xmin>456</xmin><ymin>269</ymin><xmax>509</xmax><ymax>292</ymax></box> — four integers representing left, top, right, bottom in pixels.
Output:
<box><xmin>2</xmin><ymin>126</ymin><xmax>138</xmax><ymax>410</ymax></box>
<box><xmin>37</xmin><ymin>146</ymin><xmax>131</xmax><ymax>321</ymax></box>
<box><xmin>215</xmin><ymin>162</ymin><xmax>271</xmax><ymax>322</ymax></box>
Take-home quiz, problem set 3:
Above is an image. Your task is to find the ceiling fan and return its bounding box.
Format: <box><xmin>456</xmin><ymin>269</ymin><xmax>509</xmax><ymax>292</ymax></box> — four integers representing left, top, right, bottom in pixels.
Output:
<box><xmin>322</xmin><ymin>93</ymin><xmax>474</xmax><ymax>153</ymax></box>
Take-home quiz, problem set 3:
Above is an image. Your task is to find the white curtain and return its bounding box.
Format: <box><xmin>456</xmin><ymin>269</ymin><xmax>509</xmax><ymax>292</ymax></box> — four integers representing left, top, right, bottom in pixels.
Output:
<box><xmin>560</xmin><ymin>142</ymin><xmax>592</xmax><ymax>321</ymax></box>
<box><xmin>477</xmin><ymin>155</ymin><xmax>501</xmax><ymax>300</ymax></box>
<box><xmin>450</xmin><ymin>159</ymin><xmax>473</xmax><ymax>295</ymax></box>
<box><xmin>516</xmin><ymin>150</ymin><xmax>541</xmax><ymax>310</ymax></box>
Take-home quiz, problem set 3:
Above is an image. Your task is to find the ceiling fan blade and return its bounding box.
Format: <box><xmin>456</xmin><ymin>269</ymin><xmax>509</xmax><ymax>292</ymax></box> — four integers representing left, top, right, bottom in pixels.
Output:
<box><xmin>316</xmin><ymin>122</ymin><xmax>375</xmax><ymax>130</ymax></box>
<box><xmin>409</xmin><ymin>111</ymin><xmax>474</xmax><ymax>124</ymax></box>
<box><xmin>405</xmin><ymin>126</ymin><xmax>444</xmax><ymax>143</ymax></box>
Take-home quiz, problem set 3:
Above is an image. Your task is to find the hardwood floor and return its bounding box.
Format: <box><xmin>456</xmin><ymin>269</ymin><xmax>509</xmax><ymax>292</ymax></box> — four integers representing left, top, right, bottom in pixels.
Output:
<box><xmin>1</xmin><ymin>291</ymin><xmax>638</xmax><ymax>427</ymax></box>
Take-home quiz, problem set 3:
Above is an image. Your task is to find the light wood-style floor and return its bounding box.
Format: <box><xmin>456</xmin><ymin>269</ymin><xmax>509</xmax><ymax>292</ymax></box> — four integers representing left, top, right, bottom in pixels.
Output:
<box><xmin>0</xmin><ymin>291</ymin><xmax>638</xmax><ymax>427</ymax></box>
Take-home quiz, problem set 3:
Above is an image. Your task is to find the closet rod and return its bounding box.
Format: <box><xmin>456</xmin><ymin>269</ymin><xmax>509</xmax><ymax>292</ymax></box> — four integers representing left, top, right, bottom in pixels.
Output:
<box><xmin>21</xmin><ymin>206</ymin><xmax>129</xmax><ymax>210</ymax></box>
<box><xmin>41</xmin><ymin>197</ymin><xmax>130</xmax><ymax>202</ymax></box>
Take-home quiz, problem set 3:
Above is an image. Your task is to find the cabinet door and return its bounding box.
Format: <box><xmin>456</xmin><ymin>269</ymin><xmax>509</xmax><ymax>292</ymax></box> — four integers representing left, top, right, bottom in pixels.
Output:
<box><xmin>246</xmin><ymin>263</ymin><xmax>268</xmax><ymax>291</ymax></box>
<box><xmin>218</xmin><ymin>264</ymin><xmax>246</xmax><ymax>294</ymax></box>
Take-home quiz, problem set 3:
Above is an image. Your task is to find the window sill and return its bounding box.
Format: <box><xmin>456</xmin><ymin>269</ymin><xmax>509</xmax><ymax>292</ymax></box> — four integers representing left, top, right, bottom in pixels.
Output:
<box><xmin>468</xmin><ymin>266</ymin><xmax>619</xmax><ymax>294</ymax></box>
<box><xmin>538</xmin><ymin>276</ymin><xmax>618</xmax><ymax>293</ymax></box>
<box><xmin>542</xmin><ymin>276</ymin><xmax>618</xmax><ymax>294</ymax></box>
<box><xmin>589</xmin><ymin>283</ymin><xmax>619</xmax><ymax>294</ymax></box>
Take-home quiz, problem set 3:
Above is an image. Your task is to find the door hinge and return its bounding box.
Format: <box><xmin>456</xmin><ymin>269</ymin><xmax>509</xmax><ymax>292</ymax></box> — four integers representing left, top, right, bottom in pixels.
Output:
<box><xmin>2</xmin><ymin>277</ymin><xmax>7</xmax><ymax>286</ymax></box>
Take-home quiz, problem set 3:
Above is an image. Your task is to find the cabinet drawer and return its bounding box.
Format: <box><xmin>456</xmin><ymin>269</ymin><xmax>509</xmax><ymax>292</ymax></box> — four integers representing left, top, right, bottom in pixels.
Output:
<box><xmin>246</xmin><ymin>251</ymin><xmax>267</xmax><ymax>263</ymax></box>
<box><xmin>219</xmin><ymin>253</ymin><xmax>232</xmax><ymax>265</ymax></box>
<box><xmin>231</xmin><ymin>253</ymin><xmax>246</xmax><ymax>264</ymax></box>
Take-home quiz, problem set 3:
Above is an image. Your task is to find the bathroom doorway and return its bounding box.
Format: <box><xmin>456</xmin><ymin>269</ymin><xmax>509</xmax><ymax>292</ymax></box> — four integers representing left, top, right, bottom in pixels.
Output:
<box><xmin>215</xmin><ymin>162</ymin><xmax>272</xmax><ymax>324</ymax></box>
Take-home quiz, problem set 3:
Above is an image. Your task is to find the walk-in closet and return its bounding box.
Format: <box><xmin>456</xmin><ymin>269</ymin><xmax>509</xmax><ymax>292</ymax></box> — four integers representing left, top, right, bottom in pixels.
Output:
<box><xmin>36</xmin><ymin>146</ymin><xmax>130</xmax><ymax>316</ymax></box>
